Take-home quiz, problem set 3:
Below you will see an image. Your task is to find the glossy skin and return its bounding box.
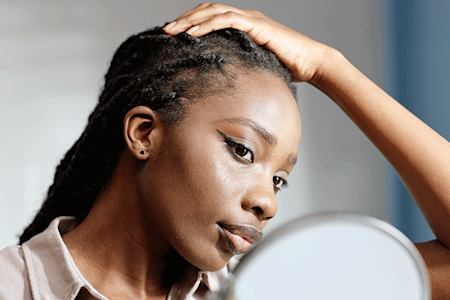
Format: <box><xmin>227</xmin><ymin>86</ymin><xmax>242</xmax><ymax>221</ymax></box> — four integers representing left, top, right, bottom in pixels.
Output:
<box><xmin>136</xmin><ymin>71</ymin><xmax>301</xmax><ymax>271</ymax></box>
<box><xmin>63</xmin><ymin>70</ymin><xmax>300</xmax><ymax>299</ymax></box>
<box><xmin>63</xmin><ymin>3</ymin><xmax>450</xmax><ymax>299</ymax></box>
<box><xmin>164</xmin><ymin>3</ymin><xmax>450</xmax><ymax>299</ymax></box>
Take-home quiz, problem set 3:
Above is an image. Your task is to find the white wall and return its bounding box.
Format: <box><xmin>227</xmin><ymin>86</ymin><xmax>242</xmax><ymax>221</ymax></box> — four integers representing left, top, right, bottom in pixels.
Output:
<box><xmin>0</xmin><ymin>0</ymin><xmax>389</xmax><ymax>248</ymax></box>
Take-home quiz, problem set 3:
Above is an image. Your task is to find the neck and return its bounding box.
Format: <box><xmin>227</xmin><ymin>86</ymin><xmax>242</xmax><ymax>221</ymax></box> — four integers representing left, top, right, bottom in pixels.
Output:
<box><xmin>62</xmin><ymin>150</ymin><xmax>190</xmax><ymax>299</ymax></box>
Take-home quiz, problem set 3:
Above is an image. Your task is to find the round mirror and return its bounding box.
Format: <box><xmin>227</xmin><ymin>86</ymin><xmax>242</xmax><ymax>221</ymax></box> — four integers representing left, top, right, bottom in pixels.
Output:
<box><xmin>208</xmin><ymin>213</ymin><xmax>430</xmax><ymax>300</ymax></box>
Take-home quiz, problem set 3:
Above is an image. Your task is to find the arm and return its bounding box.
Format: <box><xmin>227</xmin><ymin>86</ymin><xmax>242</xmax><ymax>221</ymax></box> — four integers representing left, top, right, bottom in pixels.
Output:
<box><xmin>313</xmin><ymin>48</ymin><xmax>450</xmax><ymax>249</ymax></box>
<box><xmin>314</xmin><ymin>51</ymin><xmax>450</xmax><ymax>298</ymax></box>
<box><xmin>164</xmin><ymin>3</ymin><xmax>450</xmax><ymax>295</ymax></box>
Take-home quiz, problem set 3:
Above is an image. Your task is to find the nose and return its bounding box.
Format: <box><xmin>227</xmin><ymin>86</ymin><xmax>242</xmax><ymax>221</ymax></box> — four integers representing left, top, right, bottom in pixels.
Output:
<box><xmin>241</xmin><ymin>183</ymin><xmax>278</xmax><ymax>221</ymax></box>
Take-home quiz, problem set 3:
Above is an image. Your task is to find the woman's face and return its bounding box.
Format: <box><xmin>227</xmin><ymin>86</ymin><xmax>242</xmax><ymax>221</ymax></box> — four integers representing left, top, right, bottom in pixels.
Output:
<box><xmin>138</xmin><ymin>71</ymin><xmax>301</xmax><ymax>271</ymax></box>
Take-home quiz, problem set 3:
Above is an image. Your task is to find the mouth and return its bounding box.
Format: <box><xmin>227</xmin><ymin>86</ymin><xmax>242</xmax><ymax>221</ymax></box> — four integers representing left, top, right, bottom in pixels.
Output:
<box><xmin>218</xmin><ymin>222</ymin><xmax>263</xmax><ymax>255</ymax></box>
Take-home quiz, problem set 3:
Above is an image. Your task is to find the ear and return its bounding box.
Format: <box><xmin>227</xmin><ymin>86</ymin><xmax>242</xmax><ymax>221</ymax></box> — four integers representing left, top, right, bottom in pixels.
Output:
<box><xmin>123</xmin><ymin>106</ymin><xmax>164</xmax><ymax>160</ymax></box>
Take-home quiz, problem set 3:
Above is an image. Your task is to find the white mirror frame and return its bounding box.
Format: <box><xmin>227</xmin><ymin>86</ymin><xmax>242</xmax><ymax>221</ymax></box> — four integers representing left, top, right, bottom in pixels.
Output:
<box><xmin>207</xmin><ymin>212</ymin><xmax>431</xmax><ymax>300</ymax></box>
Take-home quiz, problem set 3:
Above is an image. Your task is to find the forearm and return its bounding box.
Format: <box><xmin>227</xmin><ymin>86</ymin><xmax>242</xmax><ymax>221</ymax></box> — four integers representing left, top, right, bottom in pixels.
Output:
<box><xmin>312</xmin><ymin>48</ymin><xmax>450</xmax><ymax>247</ymax></box>
<box><xmin>163</xmin><ymin>2</ymin><xmax>450</xmax><ymax>247</ymax></box>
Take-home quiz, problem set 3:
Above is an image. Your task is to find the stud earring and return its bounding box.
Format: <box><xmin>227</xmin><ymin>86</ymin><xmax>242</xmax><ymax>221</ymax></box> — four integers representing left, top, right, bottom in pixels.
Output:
<box><xmin>140</xmin><ymin>150</ymin><xmax>145</xmax><ymax>155</ymax></box>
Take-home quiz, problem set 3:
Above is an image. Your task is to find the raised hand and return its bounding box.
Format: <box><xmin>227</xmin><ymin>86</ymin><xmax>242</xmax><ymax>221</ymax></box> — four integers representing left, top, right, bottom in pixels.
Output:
<box><xmin>166</xmin><ymin>4</ymin><xmax>450</xmax><ymax>298</ymax></box>
<box><xmin>163</xmin><ymin>3</ymin><xmax>332</xmax><ymax>83</ymax></box>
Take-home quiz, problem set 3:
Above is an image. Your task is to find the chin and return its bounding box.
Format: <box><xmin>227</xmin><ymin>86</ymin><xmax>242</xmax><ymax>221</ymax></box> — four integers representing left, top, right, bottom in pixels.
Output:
<box><xmin>188</xmin><ymin>249</ymin><xmax>234</xmax><ymax>272</ymax></box>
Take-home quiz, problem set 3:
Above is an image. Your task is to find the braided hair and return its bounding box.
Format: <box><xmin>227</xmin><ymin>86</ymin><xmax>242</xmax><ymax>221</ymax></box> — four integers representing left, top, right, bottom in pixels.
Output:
<box><xmin>19</xmin><ymin>26</ymin><xmax>296</xmax><ymax>244</ymax></box>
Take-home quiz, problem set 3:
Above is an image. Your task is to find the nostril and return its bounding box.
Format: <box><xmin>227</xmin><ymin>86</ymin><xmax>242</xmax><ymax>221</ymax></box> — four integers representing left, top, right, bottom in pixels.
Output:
<box><xmin>252</xmin><ymin>206</ymin><xmax>264</xmax><ymax>215</ymax></box>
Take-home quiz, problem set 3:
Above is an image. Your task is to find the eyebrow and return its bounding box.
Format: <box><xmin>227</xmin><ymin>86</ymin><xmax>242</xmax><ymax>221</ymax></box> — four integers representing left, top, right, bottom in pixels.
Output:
<box><xmin>288</xmin><ymin>156</ymin><xmax>297</xmax><ymax>166</ymax></box>
<box><xmin>220</xmin><ymin>117</ymin><xmax>277</xmax><ymax>146</ymax></box>
<box><xmin>219</xmin><ymin>117</ymin><xmax>298</xmax><ymax>166</ymax></box>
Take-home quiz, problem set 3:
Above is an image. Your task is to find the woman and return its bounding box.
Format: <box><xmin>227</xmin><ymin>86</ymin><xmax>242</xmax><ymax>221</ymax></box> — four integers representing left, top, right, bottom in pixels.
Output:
<box><xmin>1</xmin><ymin>3</ymin><xmax>450</xmax><ymax>299</ymax></box>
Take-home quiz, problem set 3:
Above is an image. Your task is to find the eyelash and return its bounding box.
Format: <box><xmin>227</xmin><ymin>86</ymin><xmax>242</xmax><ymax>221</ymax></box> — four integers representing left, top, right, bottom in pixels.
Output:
<box><xmin>273</xmin><ymin>176</ymin><xmax>289</xmax><ymax>192</ymax></box>
<box><xmin>216</xmin><ymin>130</ymin><xmax>254</xmax><ymax>163</ymax></box>
<box><xmin>216</xmin><ymin>130</ymin><xmax>289</xmax><ymax>192</ymax></box>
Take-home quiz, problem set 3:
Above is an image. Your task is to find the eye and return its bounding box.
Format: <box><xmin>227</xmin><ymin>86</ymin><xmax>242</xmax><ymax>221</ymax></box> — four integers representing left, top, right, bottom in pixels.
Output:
<box><xmin>216</xmin><ymin>130</ymin><xmax>254</xmax><ymax>163</ymax></box>
<box><xmin>273</xmin><ymin>176</ymin><xmax>287</xmax><ymax>191</ymax></box>
<box><xmin>233</xmin><ymin>144</ymin><xmax>253</xmax><ymax>162</ymax></box>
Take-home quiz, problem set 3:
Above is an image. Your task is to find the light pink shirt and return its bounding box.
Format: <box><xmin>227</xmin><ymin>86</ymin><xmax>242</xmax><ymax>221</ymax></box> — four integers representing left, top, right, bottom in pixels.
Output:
<box><xmin>0</xmin><ymin>217</ymin><xmax>232</xmax><ymax>300</ymax></box>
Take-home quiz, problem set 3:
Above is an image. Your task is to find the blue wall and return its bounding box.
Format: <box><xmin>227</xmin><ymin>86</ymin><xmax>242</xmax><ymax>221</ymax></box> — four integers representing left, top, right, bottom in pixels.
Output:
<box><xmin>387</xmin><ymin>0</ymin><xmax>450</xmax><ymax>242</ymax></box>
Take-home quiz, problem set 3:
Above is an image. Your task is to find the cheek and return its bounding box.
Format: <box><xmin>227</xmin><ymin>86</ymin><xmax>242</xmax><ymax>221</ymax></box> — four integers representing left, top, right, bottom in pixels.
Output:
<box><xmin>147</xmin><ymin>140</ymin><xmax>241</xmax><ymax>224</ymax></box>
<box><xmin>177</xmin><ymin>148</ymin><xmax>241</xmax><ymax>218</ymax></box>
<box><xmin>151</xmin><ymin>146</ymin><xmax>249</xmax><ymax>270</ymax></box>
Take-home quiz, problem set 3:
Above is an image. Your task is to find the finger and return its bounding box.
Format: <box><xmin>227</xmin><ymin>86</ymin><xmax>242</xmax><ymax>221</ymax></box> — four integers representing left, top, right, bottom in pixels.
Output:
<box><xmin>290</xmin><ymin>74</ymin><xmax>302</xmax><ymax>82</ymax></box>
<box><xmin>166</xmin><ymin>3</ymin><xmax>242</xmax><ymax>34</ymax></box>
<box><xmin>164</xmin><ymin>3</ymin><xmax>246</xmax><ymax>34</ymax></box>
<box><xmin>186</xmin><ymin>11</ymin><xmax>253</xmax><ymax>36</ymax></box>
<box><xmin>188</xmin><ymin>15</ymin><xmax>278</xmax><ymax>54</ymax></box>
<box><xmin>180</xmin><ymin>3</ymin><xmax>247</xmax><ymax>20</ymax></box>
<box><xmin>182</xmin><ymin>12</ymin><xmax>309</xmax><ymax>80</ymax></box>
<box><xmin>163</xmin><ymin>3</ymin><xmax>211</xmax><ymax>33</ymax></box>
<box><xmin>177</xmin><ymin>2</ymin><xmax>211</xmax><ymax>19</ymax></box>
<box><xmin>185</xmin><ymin>12</ymin><xmax>270</xmax><ymax>45</ymax></box>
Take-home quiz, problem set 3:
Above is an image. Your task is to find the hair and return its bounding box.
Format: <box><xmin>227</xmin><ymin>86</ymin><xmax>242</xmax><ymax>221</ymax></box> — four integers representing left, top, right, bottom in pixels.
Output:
<box><xmin>19</xmin><ymin>26</ymin><xmax>296</xmax><ymax>244</ymax></box>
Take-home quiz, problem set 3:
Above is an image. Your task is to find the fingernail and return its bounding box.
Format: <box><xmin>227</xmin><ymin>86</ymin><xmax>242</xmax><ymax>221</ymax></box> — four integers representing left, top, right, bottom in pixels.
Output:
<box><xmin>164</xmin><ymin>21</ymin><xmax>177</xmax><ymax>30</ymax></box>
<box><xmin>186</xmin><ymin>25</ymin><xmax>200</xmax><ymax>35</ymax></box>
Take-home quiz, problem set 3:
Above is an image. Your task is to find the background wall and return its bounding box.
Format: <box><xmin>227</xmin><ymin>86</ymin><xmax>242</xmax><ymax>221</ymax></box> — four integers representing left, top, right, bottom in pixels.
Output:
<box><xmin>0</xmin><ymin>0</ymin><xmax>421</xmax><ymax>249</ymax></box>
<box><xmin>386</xmin><ymin>0</ymin><xmax>450</xmax><ymax>243</ymax></box>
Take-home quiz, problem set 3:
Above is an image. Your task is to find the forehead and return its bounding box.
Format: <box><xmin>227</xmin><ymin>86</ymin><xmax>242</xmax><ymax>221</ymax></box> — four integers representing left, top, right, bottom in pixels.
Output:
<box><xmin>184</xmin><ymin>71</ymin><xmax>302</xmax><ymax>148</ymax></box>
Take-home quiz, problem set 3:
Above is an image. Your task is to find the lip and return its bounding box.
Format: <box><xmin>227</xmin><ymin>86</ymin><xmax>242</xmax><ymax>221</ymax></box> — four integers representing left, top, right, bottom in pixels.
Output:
<box><xmin>218</xmin><ymin>222</ymin><xmax>263</xmax><ymax>255</ymax></box>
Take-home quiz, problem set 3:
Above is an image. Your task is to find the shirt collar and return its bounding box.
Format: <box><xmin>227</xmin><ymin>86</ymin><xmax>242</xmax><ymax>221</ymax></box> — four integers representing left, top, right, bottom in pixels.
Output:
<box><xmin>21</xmin><ymin>216</ymin><xmax>230</xmax><ymax>300</ymax></box>
<box><xmin>22</xmin><ymin>216</ymin><xmax>92</xmax><ymax>300</ymax></box>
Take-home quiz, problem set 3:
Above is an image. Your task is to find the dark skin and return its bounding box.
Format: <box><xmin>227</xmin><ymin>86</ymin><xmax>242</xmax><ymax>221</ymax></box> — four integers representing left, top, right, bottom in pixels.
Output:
<box><xmin>63</xmin><ymin>2</ymin><xmax>450</xmax><ymax>299</ymax></box>
<box><xmin>63</xmin><ymin>71</ymin><xmax>301</xmax><ymax>299</ymax></box>
<box><xmin>163</xmin><ymin>3</ymin><xmax>450</xmax><ymax>299</ymax></box>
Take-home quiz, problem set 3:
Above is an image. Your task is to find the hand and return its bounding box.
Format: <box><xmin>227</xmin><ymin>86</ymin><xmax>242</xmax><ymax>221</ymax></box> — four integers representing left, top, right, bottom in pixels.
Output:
<box><xmin>163</xmin><ymin>3</ymin><xmax>332</xmax><ymax>83</ymax></box>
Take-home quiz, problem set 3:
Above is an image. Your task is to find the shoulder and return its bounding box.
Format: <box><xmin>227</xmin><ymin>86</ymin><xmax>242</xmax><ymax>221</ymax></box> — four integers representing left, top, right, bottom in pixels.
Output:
<box><xmin>0</xmin><ymin>245</ymin><xmax>32</xmax><ymax>299</ymax></box>
<box><xmin>415</xmin><ymin>240</ymin><xmax>450</xmax><ymax>299</ymax></box>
